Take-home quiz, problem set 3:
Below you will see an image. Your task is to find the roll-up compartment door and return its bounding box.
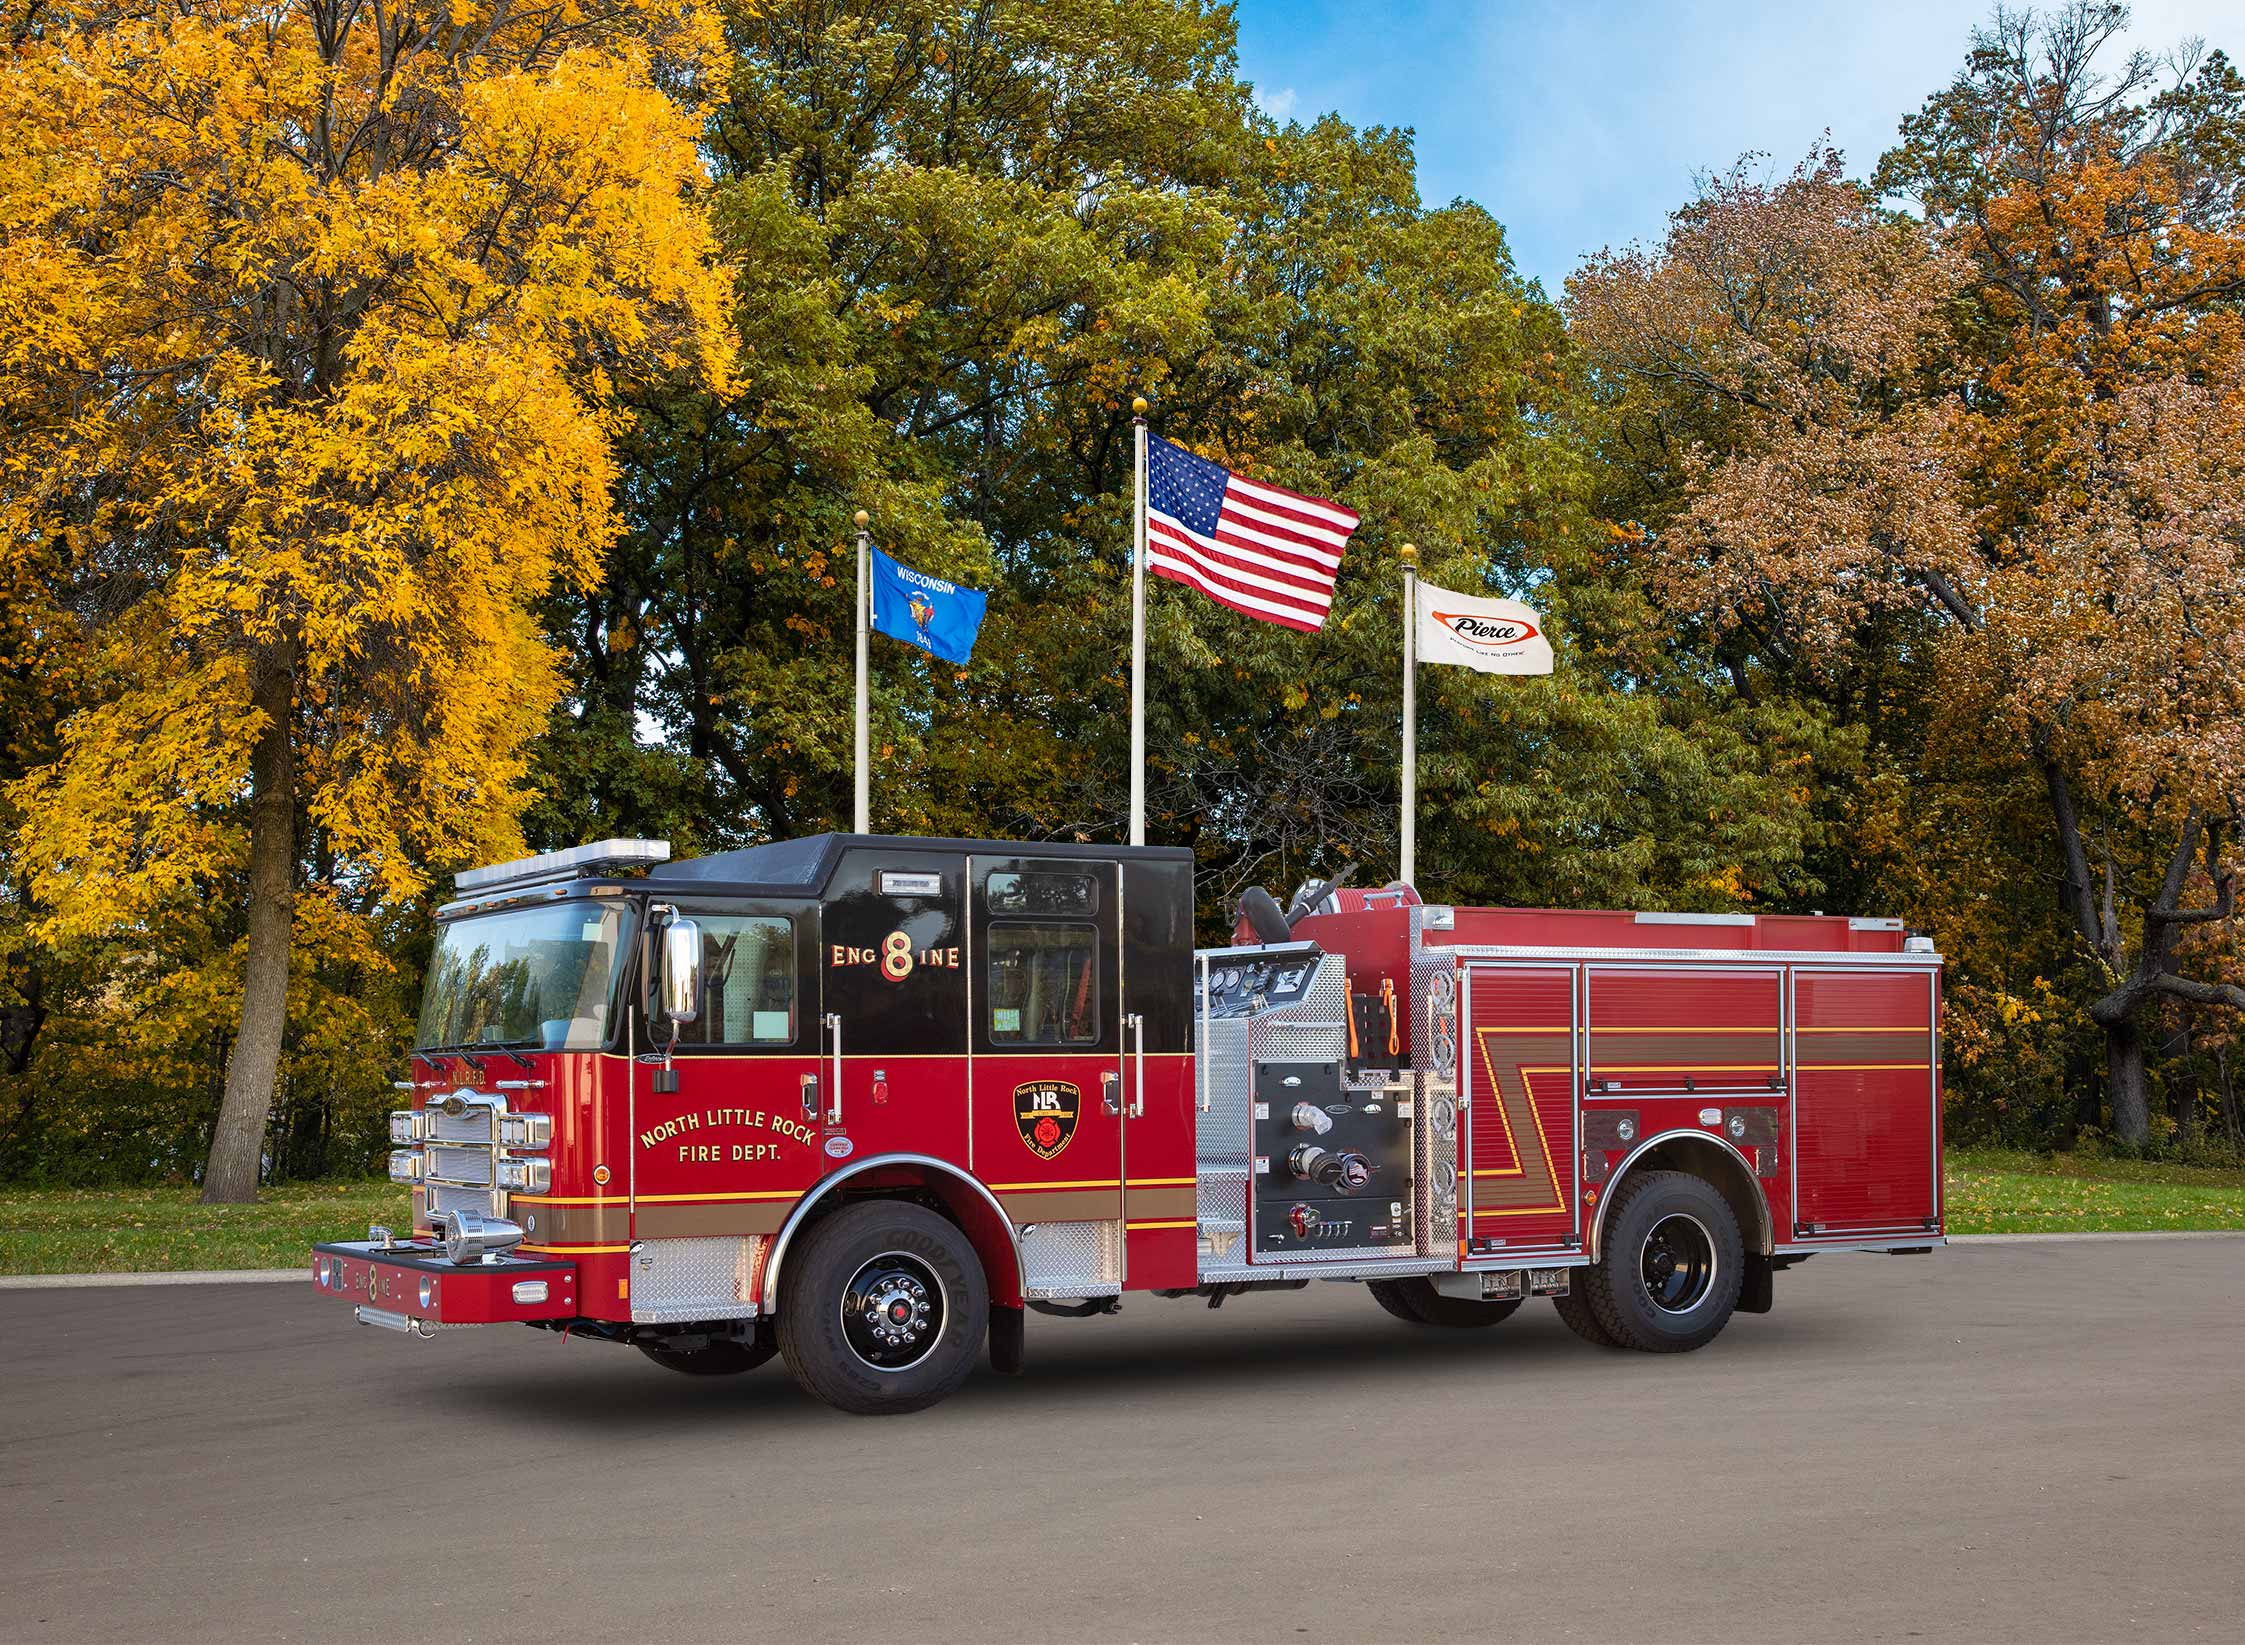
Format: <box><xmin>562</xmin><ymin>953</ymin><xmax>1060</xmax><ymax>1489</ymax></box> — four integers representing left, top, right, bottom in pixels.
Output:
<box><xmin>1793</xmin><ymin>970</ymin><xmax>1938</xmax><ymax>1233</ymax></box>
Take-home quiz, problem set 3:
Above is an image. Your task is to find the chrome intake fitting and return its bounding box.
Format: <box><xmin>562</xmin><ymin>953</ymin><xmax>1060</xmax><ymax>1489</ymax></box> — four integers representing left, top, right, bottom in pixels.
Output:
<box><xmin>429</xmin><ymin>1207</ymin><xmax>524</xmax><ymax>1266</ymax></box>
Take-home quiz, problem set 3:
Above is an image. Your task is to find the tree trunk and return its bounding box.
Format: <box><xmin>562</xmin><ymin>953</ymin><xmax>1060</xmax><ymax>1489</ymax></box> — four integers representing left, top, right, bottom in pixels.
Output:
<box><xmin>2105</xmin><ymin>1016</ymin><xmax>2149</xmax><ymax>1147</ymax></box>
<box><xmin>200</xmin><ymin>653</ymin><xmax>297</xmax><ymax>1204</ymax></box>
<box><xmin>2219</xmin><ymin>1046</ymin><xmax>2241</xmax><ymax>1150</ymax></box>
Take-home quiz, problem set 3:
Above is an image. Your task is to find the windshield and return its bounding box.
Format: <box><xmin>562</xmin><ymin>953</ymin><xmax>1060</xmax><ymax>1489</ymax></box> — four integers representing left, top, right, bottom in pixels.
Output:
<box><xmin>416</xmin><ymin>901</ymin><xmax>634</xmax><ymax>1052</ymax></box>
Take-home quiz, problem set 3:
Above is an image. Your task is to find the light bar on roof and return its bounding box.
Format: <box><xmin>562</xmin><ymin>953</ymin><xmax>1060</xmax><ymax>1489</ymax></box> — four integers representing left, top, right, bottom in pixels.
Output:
<box><xmin>455</xmin><ymin>838</ymin><xmax>671</xmax><ymax>895</ymax></box>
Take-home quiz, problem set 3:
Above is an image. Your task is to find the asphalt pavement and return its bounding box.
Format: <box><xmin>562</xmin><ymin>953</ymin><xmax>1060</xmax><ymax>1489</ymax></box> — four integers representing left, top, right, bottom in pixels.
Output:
<box><xmin>3</xmin><ymin>1238</ymin><xmax>2241</xmax><ymax>1643</ymax></box>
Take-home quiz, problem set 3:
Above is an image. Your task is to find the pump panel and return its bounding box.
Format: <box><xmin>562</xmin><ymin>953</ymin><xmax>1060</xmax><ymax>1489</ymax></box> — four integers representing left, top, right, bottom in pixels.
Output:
<box><xmin>1251</xmin><ymin>1060</ymin><xmax>1414</xmax><ymax>1256</ymax></box>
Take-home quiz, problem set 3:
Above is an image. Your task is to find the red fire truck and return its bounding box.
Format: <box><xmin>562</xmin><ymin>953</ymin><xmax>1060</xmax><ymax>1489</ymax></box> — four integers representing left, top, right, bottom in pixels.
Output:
<box><xmin>313</xmin><ymin>833</ymin><xmax>1943</xmax><ymax>1414</ymax></box>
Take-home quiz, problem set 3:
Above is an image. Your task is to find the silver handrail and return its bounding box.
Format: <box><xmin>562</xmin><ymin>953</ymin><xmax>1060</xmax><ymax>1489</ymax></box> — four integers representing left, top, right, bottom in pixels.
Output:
<box><xmin>824</xmin><ymin>1012</ymin><xmax>843</xmax><ymax>1126</ymax></box>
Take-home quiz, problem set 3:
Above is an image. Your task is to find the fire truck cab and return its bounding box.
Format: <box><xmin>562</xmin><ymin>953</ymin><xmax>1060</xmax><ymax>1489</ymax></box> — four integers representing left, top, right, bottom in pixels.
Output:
<box><xmin>314</xmin><ymin>833</ymin><xmax>1943</xmax><ymax>1415</ymax></box>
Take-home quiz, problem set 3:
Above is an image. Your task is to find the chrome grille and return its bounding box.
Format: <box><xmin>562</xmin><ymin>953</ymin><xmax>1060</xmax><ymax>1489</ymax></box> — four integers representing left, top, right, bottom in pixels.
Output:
<box><xmin>424</xmin><ymin>1145</ymin><xmax>494</xmax><ymax>1186</ymax></box>
<box><xmin>427</xmin><ymin>1107</ymin><xmax>494</xmax><ymax>1144</ymax></box>
<box><xmin>427</xmin><ymin>1181</ymin><xmax>503</xmax><ymax>1222</ymax></box>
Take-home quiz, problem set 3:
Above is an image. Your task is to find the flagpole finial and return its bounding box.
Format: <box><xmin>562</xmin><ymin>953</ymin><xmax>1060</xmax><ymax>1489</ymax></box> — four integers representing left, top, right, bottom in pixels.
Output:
<box><xmin>1132</xmin><ymin>396</ymin><xmax>1148</xmax><ymax>417</ymax></box>
<box><xmin>1399</xmin><ymin>541</ymin><xmax>1417</xmax><ymax>564</ymax></box>
<box><xmin>853</xmin><ymin>509</ymin><xmax>869</xmax><ymax>529</ymax></box>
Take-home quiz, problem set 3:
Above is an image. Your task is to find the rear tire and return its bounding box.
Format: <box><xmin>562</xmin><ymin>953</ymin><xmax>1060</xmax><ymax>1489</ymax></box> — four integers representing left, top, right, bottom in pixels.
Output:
<box><xmin>1366</xmin><ymin>1278</ymin><xmax>1432</xmax><ymax>1324</ymax></box>
<box><xmin>1551</xmin><ymin>1281</ymin><xmax>1621</xmax><ymax>1348</ymax></box>
<box><xmin>636</xmin><ymin>1325</ymin><xmax>777</xmax><ymax>1377</ymax></box>
<box><xmin>1366</xmin><ymin>1275</ymin><xmax>1521</xmax><ymax>1329</ymax></box>
<box><xmin>1583</xmin><ymin>1169</ymin><xmax>1744</xmax><ymax>1352</ymax></box>
<box><xmin>777</xmin><ymin>1200</ymin><xmax>988</xmax><ymax>1415</ymax></box>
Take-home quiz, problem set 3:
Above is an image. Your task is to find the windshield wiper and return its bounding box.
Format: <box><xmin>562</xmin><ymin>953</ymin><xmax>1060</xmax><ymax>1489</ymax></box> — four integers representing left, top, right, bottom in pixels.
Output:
<box><xmin>414</xmin><ymin>1043</ymin><xmax>487</xmax><ymax>1077</ymax></box>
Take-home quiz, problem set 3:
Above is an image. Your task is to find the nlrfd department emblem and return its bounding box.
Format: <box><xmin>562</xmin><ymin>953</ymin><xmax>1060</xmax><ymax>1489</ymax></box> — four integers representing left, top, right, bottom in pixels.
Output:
<box><xmin>1013</xmin><ymin>1079</ymin><xmax>1080</xmax><ymax>1161</ymax></box>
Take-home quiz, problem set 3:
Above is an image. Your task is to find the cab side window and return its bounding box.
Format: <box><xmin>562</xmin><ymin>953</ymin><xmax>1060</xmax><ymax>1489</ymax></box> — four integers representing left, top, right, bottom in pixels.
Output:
<box><xmin>678</xmin><ymin>915</ymin><xmax>795</xmax><ymax>1046</ymax></box>
<box><xmin>988</xmin><ymin>924</ymin><xmax>1097</xmax><ymax>1045</ymax></box>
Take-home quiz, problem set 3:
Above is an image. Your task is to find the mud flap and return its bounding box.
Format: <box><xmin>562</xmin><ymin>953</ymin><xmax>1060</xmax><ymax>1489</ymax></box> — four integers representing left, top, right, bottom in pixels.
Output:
<box><xmin>1738</xmin><ymin>1252</ymin><xmax>1775</xmax><ymax>1315</ymax></box>
<box><xmin>989</xmin><ymin>1304</ymin><xmax>1026</xmax><ymax>1375</ymax></box>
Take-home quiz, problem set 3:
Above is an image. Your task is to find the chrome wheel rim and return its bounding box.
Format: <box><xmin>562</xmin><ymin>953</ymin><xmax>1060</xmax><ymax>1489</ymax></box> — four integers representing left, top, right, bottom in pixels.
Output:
<box><xmin>1639</xmin><ymin>1213</ymin><xmax>1717</xmax><ymax>1315</ymax></box>
<box><xmin>841</xmin><ymin>1251</ymin><xmax>947</xmax><ymax>1372</ymax></box>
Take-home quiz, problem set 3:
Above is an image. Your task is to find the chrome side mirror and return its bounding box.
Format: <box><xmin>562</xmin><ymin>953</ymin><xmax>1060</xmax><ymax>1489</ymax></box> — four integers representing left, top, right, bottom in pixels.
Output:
<box><xmin>659</xmin><ymin>917</ymin><xmax>702</xmax><ymax>1025</ymax></box>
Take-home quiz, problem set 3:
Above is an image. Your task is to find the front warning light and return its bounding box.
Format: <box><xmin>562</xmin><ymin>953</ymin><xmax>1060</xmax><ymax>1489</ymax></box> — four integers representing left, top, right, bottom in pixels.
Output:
<box><xmin>388</xmin><ymin>1109</ymin><xmax>422</xmax><ymax>1144</ymax></box>
<box><xmin>387</xmin><ymin>1149</ymin><xmax>424</xmax><ymax>1183</ymax></box>
<box><xmin>498</xmin><ymin>1112</ymin><xmax>552</xmax><ymax>1150</ymax></box>
<box><xmin>496</xmin><ymin>1156</ymin><xmax>552</xmax><ymax>1193</ymax></box>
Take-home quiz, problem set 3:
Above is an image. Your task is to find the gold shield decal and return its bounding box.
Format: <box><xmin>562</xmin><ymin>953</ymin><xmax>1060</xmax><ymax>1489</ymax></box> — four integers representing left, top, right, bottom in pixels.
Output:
<box><xmin>1013</xmin><ymin>1079</ymin><xmax>1080</xmax><ymax>1161</ymax></box>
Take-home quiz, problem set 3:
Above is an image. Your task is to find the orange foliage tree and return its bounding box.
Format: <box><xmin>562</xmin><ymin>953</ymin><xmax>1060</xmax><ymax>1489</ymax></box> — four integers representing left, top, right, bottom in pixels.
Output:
<box><xmin>1573</xmin><ymin>4</ymin><xmax>2245</xmax><ymax>1143</ymax></box>
<box><xmin>0</xmin><ymin>0</ymin><xmax>732</xmax><ymax>1197</ymax></box>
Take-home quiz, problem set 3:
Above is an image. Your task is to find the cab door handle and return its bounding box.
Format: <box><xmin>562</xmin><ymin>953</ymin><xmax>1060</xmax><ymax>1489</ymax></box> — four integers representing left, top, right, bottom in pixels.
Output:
<box><xmin>1126</xmin><ymin>1013</ymin><xmax>1146</xmax><ymax>1118</ymax></box>
<box><xmin>823</xmin><ymin>1013</ymin><xmax>843</xmax><ymax>1125</ymax></box>
<box><xmin>1101</xmin><ymin>1072</ymin><xmax>1122</xmax><ymax>1116</ymax></box>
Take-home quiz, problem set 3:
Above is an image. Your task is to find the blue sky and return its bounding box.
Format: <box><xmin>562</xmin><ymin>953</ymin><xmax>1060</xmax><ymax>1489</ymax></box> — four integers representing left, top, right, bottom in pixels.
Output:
<box><xmin>1233</xmin><ymin>0</ymin><xmax>2236</xmax><ymax>294</ymax></box>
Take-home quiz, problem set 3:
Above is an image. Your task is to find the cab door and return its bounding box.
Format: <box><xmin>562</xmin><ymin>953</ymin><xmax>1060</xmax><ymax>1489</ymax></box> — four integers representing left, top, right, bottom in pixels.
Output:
<box><xmin>969</xmin><ymin>858</ymin><xmax>1125</xmax><ymax>1285</ymax></box>
<box><xmin>813</xmin><ymin>848</ymin><xmax>970</xmax><ymax>1170</ymax></box>
<box><xmin>627</xmin><ymin>898</ymin><xmax>824</xmax><ymax>1243</ymax></box>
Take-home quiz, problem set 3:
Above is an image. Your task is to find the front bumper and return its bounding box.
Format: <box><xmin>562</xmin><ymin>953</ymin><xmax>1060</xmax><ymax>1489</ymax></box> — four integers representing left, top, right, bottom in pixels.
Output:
<box><xmin>312</xmin><ymin>1240</ymin><xmax>579</xmax><ymax>1331</ymax></box>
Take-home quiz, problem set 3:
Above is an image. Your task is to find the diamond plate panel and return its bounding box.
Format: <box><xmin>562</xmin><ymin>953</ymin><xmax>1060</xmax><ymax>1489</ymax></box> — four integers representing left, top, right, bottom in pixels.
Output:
<box><xmin>630</xmin><ymin>1236</ymin><xmax>763</xmax><ymax>1323</ymax></box>
<box><xmin>1415</xmin><ymin>1074</ymin><xmax>1458</xmax><ymax>1256</ymax></box>
<box><xmin>1411</xmin><ymin>935</ymin><xmax>1462</xmax><ymax>1080</ymax></box>
<box><xmin>1019</xmin><ymin>1219</ymin><xmax>1122</xmax><ymax>1298</ymax></box>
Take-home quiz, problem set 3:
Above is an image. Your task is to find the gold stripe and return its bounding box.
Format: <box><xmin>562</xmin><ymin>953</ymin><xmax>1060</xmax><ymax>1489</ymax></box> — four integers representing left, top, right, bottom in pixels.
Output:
<box><xmin>514</xmin><ymin>1190</ymin><xmax>801</xmax><ymax>1206</ymax></box>
<box><xmin>1593</xmin><ymin>1063</ymin><xmax>1780</xmax><ymax>1072</ymax></box>
<box><xmin>1124</xmin><ymin>1186</ymin><xmax>1197</xmax><ymax>1219</ymax></box>
<box><xmin>1591</xmin><ymin>1024</ymin><xmax>1778</xmax><ymax>1034</ymax></box>
<box><xmin>1126</xmin><ymin>1219</ymin><xmax>1196</xmax><ymax>1231</ymax></box>
<box><xmin>637</xmin><ymin>1202</ymin><xmax>789</xmax><ymax>1238</ymax></box>
<box><xmin>1797</xmin><ymin>1026</ymin><xmax>1924</xmax><ymax>1034</ymax></box>
<box><xmin>517</xmin><ymin>1243</ymin><xmax>629</xmax><ymax>1255</ymax></box>
<box><xmin>1799</xmin><ymin>1062</ymin><xmax>1932</xmax><ymax>1071</ymax></box>
<box><xmin>986</xmin><ymin>1178</ymin><xmax>1123</xmax><ymax>1191</ymax></box>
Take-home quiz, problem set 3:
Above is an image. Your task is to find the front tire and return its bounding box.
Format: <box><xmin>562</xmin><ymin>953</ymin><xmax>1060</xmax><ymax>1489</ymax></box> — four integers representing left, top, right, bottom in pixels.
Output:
<box><xmin>1365</xmin><ymin>1275</ymin><xmax>1522</xmax><ymax>1329</ymax></box>
<box><xmin>778</xmin><ymin>1200</ymin><xmax>988</xmax><ymax>1415</ymax></box>
<box><xmin>1582</xmin><ymin>1170</ymin><xmax>1744</xmax><ymax>1352</ymax></box>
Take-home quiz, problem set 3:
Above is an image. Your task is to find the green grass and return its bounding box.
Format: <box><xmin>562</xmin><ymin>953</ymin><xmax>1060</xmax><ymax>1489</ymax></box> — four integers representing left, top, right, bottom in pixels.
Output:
<box><xmin>1945</xmin><ymin>1147</ymin><xmax>2245</xmax><ymax>1234</ymax></box>
<box><xmin>0</xmin><ymin>1181</ymin><xmax>411</xmax><ymax>1275</ymax></box>
<box><xmin>0</xmin><ymin>1151</ymin><xmax>2239</xmax><ymax>1275</ymax></box>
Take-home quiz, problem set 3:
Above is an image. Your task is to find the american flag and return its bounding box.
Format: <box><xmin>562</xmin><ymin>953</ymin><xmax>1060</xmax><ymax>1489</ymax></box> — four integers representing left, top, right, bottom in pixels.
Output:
<box><xmin>1145</xmin><ymin>434</ymin><xmax>1358</xmax><ymax>632</ymax></box>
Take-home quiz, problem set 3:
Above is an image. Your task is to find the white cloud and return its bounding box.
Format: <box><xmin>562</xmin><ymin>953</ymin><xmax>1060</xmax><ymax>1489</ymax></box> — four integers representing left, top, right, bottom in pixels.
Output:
<box><xmin>1262</xmin><ymin>84</ymin><xmax>1299</xmax><ymax>122</ymax></box>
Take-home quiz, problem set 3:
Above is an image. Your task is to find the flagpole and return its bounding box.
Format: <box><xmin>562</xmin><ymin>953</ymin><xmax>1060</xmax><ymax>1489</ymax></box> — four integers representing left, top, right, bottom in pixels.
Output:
<box><xmin>854</xmin><ymin>509</ymin><xmax>870</xmax><ymax>835</ymax></box>
<box><xmin>1400</xmin><ymin>541</ymin><xmax>1417</xmax><ymax>888</ymax></box>
<box><xmin>1130</xmin><ymin>395</ymin><xmax>1148</xmax><ymax>847</ymax></box>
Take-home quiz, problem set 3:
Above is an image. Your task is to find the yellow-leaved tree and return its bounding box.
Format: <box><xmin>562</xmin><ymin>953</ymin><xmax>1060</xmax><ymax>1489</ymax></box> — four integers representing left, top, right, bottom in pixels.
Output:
<box><xmin>0</xmin><ymin>0</ymin><xmax>732</xmax><ymax>1199</ymax></box>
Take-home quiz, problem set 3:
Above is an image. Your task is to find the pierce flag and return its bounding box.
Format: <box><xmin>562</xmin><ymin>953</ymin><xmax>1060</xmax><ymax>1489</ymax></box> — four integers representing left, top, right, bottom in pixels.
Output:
<box><xmin>1414</xmin><ymin>580</ymin><xmax>1553</xmax><ymax>675</ymax></box>
<box><xmin>868</xmin><ymin>545</ymin><xmax>987</xmax><ymax>666</ymax></box>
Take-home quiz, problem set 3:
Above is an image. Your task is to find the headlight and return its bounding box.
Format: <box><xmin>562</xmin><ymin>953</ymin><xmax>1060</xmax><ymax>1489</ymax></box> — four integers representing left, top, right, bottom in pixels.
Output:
<box><xmin>497</xmin><ymin>1156</ymin><xmax>551</xmax><ymax>1193</ymax></box>
<box><xmin>387</xmin><ymin>1149</ymin><xmax>424</xmax><ymax>1183</ymax></box>
<box><xmin>388</xmin><ymin>1110</ymin><xmax>421</xmax><ymax>1144</ymax></box>
<box><xmin>497</xmin><ymin>1112</ymin><xmax>552</xmax><ymax>1149</ymax></box>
